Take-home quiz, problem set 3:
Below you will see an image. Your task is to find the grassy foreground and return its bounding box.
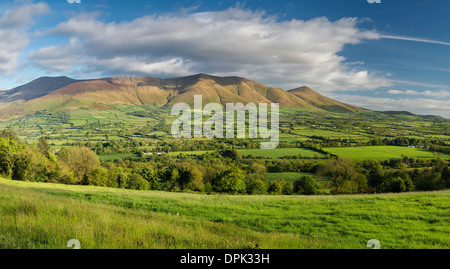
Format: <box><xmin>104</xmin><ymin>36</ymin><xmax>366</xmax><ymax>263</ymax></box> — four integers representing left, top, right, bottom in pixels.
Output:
<box><xmin>0</xmin><ymin>179</ymin><xmax>449</xmax><ymax>249</ymax></box>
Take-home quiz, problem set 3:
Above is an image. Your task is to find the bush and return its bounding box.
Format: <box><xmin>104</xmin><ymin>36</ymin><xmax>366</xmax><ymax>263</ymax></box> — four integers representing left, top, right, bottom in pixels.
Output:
<box><xmin>282</xmin><ymin>181</ymin><xmax>294</xmax><ymax>195</ymax></box>
<box><xmin>294</xmin><ymin>176</ymin><xmax>317</xmax><ymax>195</ymax></box>
<box><xmin>384</xmin><ymin>177</ymin><xmax>406</xmax><ymax>193</ymax></box>
<box><xmin>268</xmin><ymin>180</ymin><xmax>283</xmax><ymax>195</ymax></box>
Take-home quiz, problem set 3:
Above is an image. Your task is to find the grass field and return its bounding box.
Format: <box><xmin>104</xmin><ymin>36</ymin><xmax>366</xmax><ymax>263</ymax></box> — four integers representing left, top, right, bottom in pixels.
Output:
<box><xmin>240</xmin><ymin>148</ymin><xmax>324</xmax><ymax>158</ymax></box>
<box><xmin>323</xmin><ymin>146</ymin><xmax>450</xmax><ymax>160</ymax></box>
<box><xmin>1</xmin><ymin>179</ymin><xmax>449</xmax><ymax>249</ymax></box>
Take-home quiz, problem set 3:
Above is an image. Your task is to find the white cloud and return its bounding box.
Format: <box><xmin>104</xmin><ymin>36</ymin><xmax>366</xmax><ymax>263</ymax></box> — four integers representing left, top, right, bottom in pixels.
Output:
<box><xmin>29</xmin><ymin>7</ymin><xmax>390</xmax><ymax>91</ymax></box>
<box><xmin>387</xmin><ymin>89</ymin><xmax>450</xmax><ymax>99</ymax></box>
<box><xmin>0</xmin><ymin>2</ymin><xmax>49</xmax><ymax>75</ymax></box>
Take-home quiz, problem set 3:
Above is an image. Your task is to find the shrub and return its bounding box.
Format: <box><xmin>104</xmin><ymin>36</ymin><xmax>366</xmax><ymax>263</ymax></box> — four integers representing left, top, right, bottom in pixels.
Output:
<box><xmin>268</xmin><ymin>180</ymin><xmax>283</xmax><ymax>195</ymax></box>
<box><xmin>294</xmin><ymin>176</ymin><xmax>317</xmax><ymax>195</ymax></box>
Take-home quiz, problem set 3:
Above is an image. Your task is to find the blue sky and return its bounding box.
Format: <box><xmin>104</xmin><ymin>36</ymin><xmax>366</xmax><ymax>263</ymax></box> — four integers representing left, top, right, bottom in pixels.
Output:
<box><xmin>0</xmin><ymin>0</ymin><xmax>449</xmax><ymax>117</ymax></box>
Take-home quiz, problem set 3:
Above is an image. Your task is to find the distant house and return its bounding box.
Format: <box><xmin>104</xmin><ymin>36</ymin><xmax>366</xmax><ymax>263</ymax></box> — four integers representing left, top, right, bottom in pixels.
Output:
<box><xmin>157</xmin><ymin>152</ymin><xmax>166</xmax><ymax>155</ymax></box>
<box><xmin>143</xmin><ymin>152</ymin><xmax>153</xmax><ymax>155</ymax></box>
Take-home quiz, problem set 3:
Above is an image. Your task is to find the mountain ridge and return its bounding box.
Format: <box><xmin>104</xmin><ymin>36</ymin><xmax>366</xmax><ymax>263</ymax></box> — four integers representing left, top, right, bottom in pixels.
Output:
<box><xmin>0</xmin><ymin>73</ymin><xmax>434</xmax><ymax>120</ymax></box>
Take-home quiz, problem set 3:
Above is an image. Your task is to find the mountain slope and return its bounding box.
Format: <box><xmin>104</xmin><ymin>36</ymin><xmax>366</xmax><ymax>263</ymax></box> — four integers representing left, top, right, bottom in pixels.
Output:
<box><xmin>14</xmin><ymin>74</ymin><xmax>321</xmax><ymax>112</ymax></box>
<box><xmin>0</xmin><ymin>76</ymin><xmax>79</xmax><ymax>103</ymax></box>
<box><xmin>0</xmin><ymin>74</ymin><xmax>371</xmax><ymax>119</ymax></box>
<box><xmin>288</xmin><ymin>86</ymin><xmax>370</xmax><ymax>113</ymax></box>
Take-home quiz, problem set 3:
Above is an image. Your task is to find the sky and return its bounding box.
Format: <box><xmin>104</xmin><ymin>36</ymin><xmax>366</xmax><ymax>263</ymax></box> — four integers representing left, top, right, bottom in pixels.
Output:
<box><xmin>0</xmin><ymin>0</ymin><xmax>449</xmax><ymax>117</ymax></box>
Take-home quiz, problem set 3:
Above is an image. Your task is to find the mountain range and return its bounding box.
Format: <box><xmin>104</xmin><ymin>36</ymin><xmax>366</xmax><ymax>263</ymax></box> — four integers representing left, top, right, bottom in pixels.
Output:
<box><xmin>0</xmin><ymin>73</ymin><xmax>432</xmax><ymax>120</ymax></box>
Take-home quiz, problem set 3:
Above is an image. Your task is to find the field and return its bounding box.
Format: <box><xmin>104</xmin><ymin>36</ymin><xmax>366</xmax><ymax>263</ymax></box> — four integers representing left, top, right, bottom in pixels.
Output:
<box><xmin>266</xmin><ymin>172</ymin><xmax>318</xmax><ymax>183</ymax></box>
<box><xmin>1</xmin><ymin>179</ymin><xmax>449</xmax><ymax>249</ymax></box>
<box><xmin>324</xmin><ymin>146</ymin><xmax>450</xmax><ymax>161</ymax></box>
<box><xmin>240</xmin><ymin>148</ymin><xmax>324</xmax><ymax>158</ymax></box>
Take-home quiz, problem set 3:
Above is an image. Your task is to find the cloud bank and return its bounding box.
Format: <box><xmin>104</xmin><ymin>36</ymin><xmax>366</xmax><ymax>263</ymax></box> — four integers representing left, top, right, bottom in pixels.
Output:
<box><xmin>0</xmin><ymin>2</ymin><xmax>49</xmax><ymax>75</ymax></box>
<box><xmin>29</xmin><ymin>7</ymin><xmax>389</xmax><ymax>91</ymax></box>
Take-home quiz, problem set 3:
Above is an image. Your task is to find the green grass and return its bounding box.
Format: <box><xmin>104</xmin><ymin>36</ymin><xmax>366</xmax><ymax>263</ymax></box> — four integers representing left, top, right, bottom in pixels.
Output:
<box><xmin>1</xmin><ymin>179</ymin><xmax>449</xmax><ymax>249</ymax></box>
<box><xmin>239</xmin><ymin>148</ymin><xmax>324</xmax><ymax>158</ymax></box>
<box><xmin>266</xmin><ymin>172</ymin><xmax>317</xmax><ymax>183</ymax></box>
<box><xmin>323</xmin><ymin>146</ymin><xmax>450</xmax><ymax>160</ymax></box>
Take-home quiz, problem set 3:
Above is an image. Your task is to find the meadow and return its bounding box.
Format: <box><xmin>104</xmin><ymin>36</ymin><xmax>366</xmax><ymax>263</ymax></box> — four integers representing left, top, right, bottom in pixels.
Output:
<box><xmin>1</xmin><ymin>179</ymin><xmax>449</xmax><ymax>249</ymax></box>
<box><xmin>240</xmin><ymin>148</ymin><xmax>325</xmax><ymax>158</ymax></box>
<box><xmin>266</xmin><ymin>172</ymin><xmax>318</xmax><ymax>183</ymax></box>
<box><xmin>324</xmin><ymin>146</ymin><xmax>450</xmax><ymax>161</ymax></box>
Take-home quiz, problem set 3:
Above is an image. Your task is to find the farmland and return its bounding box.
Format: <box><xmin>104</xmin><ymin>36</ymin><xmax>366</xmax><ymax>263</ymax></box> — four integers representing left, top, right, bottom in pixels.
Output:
<box><xmin>324</xmin><ymin>146</ymin><xmax>450</xmax><ymax>161</ymax></box>
<box><xmin>0</xmin><ymin>104</ymin><xmax>449</xmax><ymax>250</ymax></box>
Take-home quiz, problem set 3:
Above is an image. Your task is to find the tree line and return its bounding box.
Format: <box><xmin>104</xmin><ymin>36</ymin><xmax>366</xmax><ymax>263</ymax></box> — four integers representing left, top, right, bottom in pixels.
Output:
<box><xmin>0</xmin><ymin>128</ymin><xmax>448</xmax><ymax>196</ymax></box>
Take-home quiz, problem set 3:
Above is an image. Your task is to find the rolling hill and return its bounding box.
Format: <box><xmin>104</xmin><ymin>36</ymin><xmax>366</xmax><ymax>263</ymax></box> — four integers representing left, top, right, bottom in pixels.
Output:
<box><xmin>288</xmin><ymin>86</ymin><xmax>369</xmax><ymax>113</ymax></box>
<box><xmin>0</xmin><ymin>73</ymin><xmax>370</xmax><ymax>119</ymax></box>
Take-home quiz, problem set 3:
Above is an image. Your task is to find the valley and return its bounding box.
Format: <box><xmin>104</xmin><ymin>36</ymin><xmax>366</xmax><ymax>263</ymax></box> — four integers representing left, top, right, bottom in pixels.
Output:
<box><xmin>0</xmin><ymin>74</ymin><xmax>449</xmax><ymax>249</ymax></box>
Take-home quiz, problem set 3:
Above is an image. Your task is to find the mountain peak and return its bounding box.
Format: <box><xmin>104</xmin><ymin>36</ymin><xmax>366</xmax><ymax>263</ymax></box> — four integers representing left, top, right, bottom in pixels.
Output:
<box><xmin>0</xmin><ymin>76</ymin><xmax>79</xmax><ymax>103</ymax></box>
<box><xmin>288</xmin><ymin>86</ymin><xmax>369</xmax><ymax>113</ymax></box>
<box><xmin>0</xmin><ymin>74</ymin><xmax>371</xmax><ymax>120</ymax></box>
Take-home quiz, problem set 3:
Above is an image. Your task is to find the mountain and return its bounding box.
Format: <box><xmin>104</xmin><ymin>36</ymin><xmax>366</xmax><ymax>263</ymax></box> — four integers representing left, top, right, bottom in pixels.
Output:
<box><xmin>0</xmin><ymin>74</ymin><xmax>369</xmax><ymax>120</ymax></box>
<box><xmin>0</xmin><ymin>76</ymin><xmax>79</xmax><ymax>103</ymax></box>
<box><xmin>288</xmin><ymin>86</ymin><xmax>369</xmax><ymax>113</ymax></box>
<box><xmin>377</xmin><ymin>111</ymin><xmax>445</xmax><ymax>120</ymax></box>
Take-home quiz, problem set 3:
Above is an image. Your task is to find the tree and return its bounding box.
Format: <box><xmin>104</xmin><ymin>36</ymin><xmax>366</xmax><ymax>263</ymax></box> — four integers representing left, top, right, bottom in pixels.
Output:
<box><xmin>140</xmin><ymin>166</ymin><xmax>160</xmax><ymax>190</ymax></box>
<box><xmin>249</xmin><ymin>162</ymin><xmax>266</xmax><ymax>175</ymax></box>
<box><xmin>361</xmin><ymin>159</ymin><xmax>384</xmax><ymax>190</ymax></box>
<box><xmin>220</xmin><ymin>149</ymin><xmax>242</xmax><ymax>161</ymax></box>
<box><xmin>83</xmin><ymin>167</ymin><xmax>109</xmax><ymax>186</ymax></box>
<box><xmin>58</xmin><ymin>146</ymin><xmax>100</xmax><ymax>184</ymax></box>
<box><xmin>246</xmin><ymin>173</ymin><xmax>268</xmax><ymax>194</ymax></box>
<box><xmin>0</xmin><ymin>136</ymin><xmax>26</xmax><ymax>178</ymax></box>
<box><xmin>214</xmin><ymin>167</ymin><xmax>246</xmax><ymax>194</ymax></box>
<box><xmin>176</xmin><ymin>163</ymin><xmax>204</xmax><ymax>192</ymax></box>
<box><xmin>128</xmin><ymin>173</ymin><xmax>150</xmax><ymax>190</ymax></box>
<box><xmin>385</xmin><ymin>177</ymin><xmax>407</xmax><ymax>193</ymax></box>
<box><xmin>294</xmin><ymin>176</ymin><xmax>317</xmax><ymax>195</ymax></box>
<box><xmin>37</xmin><ymin>136</ymin><xmax>51</xmax><ymax>157</ymax></box>
<box><xmin>318</xmin><ymin>157</ymin><xmax>368</xmax><ymax>194</ymax></box>
<box><xmin>268</xmin><ymin>180</ymin><xmax>283</xmax><ymax>195</ymax></box>
<box><xmin>1</xmin><ymin>126</ymin><xmax>19</xmax><ymax>142</ymax></box>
